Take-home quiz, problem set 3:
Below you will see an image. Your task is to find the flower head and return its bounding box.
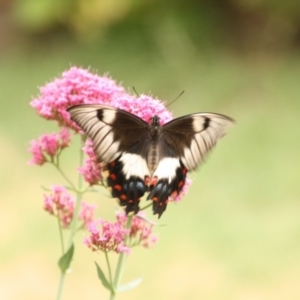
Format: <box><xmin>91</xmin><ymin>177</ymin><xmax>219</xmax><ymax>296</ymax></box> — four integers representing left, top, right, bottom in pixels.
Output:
<box><xmin>30</xmin><ymin>67</ymin><xmax>125</xmax><ymax>129</ymax></box>
<box><xmin>31</xmin><ymin>67</ymin><xmax>173</xmax><ymax>131</ymax></box>
<box><xmin>84</xmin><ymin>211</ymin><xmax>158</xmax><ymax>254</ymax></box>
<box><xmin>116</xmin><ymin>211</ymin><xmax>158</xmax><ymax>248</ymax></box>
<box><xmin>28</xmin><ymin>127</ymin><xmax>71</xmax><ymax>165</ymax></box>
<box><xmin>84</xmin><ymin>218</ymin><xmax>130</xmax><ymax>254</ymax></box>
<box><xmin>79</xmin><ymin>201</ymin><xmax>97</xmax><ymax>229</ymax></box>
<box><xmin>43</xmin><ymin>185</ymin><xmax>75</xmax><ymax>228</ymax></box>
<box><xmin>44</xmin><ymin>185</ymin><xmax>96</xmax><ymax>229</ymax></box>
<box><xmin>110</xmin><ymin>94</ymin><xmax>173</xmax><ymax>125</ymax></box>
<box><xmin>78</xmin><ymin>139</ymin><xmax>103</xmax><ymax>185</ymax></box>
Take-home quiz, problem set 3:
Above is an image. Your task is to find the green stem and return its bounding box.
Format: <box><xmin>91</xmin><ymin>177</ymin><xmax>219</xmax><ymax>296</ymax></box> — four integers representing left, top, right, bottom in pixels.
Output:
<box><xmin>54</xmin><ymin>163</ymin><xmax>76</xmax><ymax>191</ymax></box>
<box><xmin>140</xmin><ymin>202</ymin><xmax>152</xmax><ymax>211</ymax></box>
<box><xmin>56</xmin><ymin>274</ymin><xmax>66</xmax><ymax>300</ymax></box>
<box><xmin>110</xmin><ymin>214</ymin><xmax>133</xmax><ymax>299</ymax></box>
<box><xmin>56</xmin><ymin>138</ymin><xmax>85</xmax><ymax>300</ymax></box>
<box><xmin>67</xmin><ymin>188</ymin><xmax>83</xmax><ymax>248</ymax></box>
<box><xmin>105</xmin><ymin>252</ymin><xmax>113</xmax><ymax>287</ymax></box>
<box><xmin>57</xmin><ymin>214</ymin><xmax>65</xmax><ymax>254</ymax></box>
<box><xmin>109</xmin><ymin>290</ymin><xmax>115</xmax><ymax>300</ymax></box>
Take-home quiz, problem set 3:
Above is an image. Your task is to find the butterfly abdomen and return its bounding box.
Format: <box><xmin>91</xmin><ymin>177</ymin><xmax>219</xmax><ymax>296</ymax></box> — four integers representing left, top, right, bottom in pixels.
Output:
<box><xmin>147</xmin><ymin>145</ymin><xmax>156</xmax><ymax>173</ymax></box>
<box><xmin>147</xmin><ymin>117</ymin><xmax>162</xmax><ymax>173</ymax></box>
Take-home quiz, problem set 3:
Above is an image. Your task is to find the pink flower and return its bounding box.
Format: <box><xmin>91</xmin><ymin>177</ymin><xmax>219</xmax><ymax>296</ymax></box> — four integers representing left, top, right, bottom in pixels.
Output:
<box><xmin>39</xmin><ymin>133</ymin><xmax>59</xmax><ymax>156</ymax></box>
<box><xmin>116</xmin><ymin>211</ymin><xmax>158</xmax><ymax>248</ymax></box>
<box><xmin>31</xmin><ymin>66</ymin><xmax>173</xmax><ymax>131</ymax></box>
<box><xmin>27</xmin><ymin>139</ymin><xmax>47</xmax><ymax>165</ymax></box>
<box><xmin>84</xmin><ymin>211</ymin><xmax>158</xmax><ymax>254</ymax></box>
<box><xmin>79</xmin><ymin>202</ymin><xmax>96</xmax><ymax>229</ymax></box>
<box><xmin>84</xmin><ymin>219</ymin><xmax>130</xmax><ymax>254</ymax></box>
<box><xmin>43</xmin><ymin>186</ymin><xmax>75</xmax><ymax>228</ymax></box>
<box><xmin>44</xmin><ymin>185</ymin><xmax>96</xmax><ymax>229</ymax></box>
<box><xmin>30</xmin><ymin>67</ymin><xmax>125</xmax><ymax>129</ymax></box>
<box><xmin>28</xmin><ymin>128</ymin><xmax>71</xmax><ymax>165</ymax></box>
<box><xmin>59</xmin><ymin>127</ymin><xmax>71</xmax><ymax>149</ymax></box>
<box><xmin>110</xmin><ymin>94</ymin><xmax>173</xmax><ymax>124</ymax></box>
<box><xmin>78</xmin><ymin>139</ymin><xmax>102</xmax><ymax>185</ymax></box>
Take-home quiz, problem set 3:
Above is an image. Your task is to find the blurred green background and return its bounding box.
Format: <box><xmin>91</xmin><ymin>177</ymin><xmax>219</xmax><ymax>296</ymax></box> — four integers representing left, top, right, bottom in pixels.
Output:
<box><xmin>1</xmin><ymin>0</ymin><xmax>300</xmax><ymax>299</ymax></box>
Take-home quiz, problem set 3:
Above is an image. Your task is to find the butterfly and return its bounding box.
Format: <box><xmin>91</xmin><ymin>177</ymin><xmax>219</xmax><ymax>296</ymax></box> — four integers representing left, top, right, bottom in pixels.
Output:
<box><xmin>67</xmin><ymin>104</ymin><xmax>234</xmax><ymax>218</ymax></box>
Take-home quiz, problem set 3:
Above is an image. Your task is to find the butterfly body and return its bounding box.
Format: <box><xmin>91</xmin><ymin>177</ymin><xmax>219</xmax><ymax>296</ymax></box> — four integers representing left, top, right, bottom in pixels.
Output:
<box><xmin>67</xmin><ymin>104</ymin><xmax>234</xmax><ymax>217</ymax></box>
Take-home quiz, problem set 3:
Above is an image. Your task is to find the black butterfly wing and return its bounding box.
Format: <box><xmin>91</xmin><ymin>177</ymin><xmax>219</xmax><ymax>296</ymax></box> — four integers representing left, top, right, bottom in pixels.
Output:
<box><xmin>67</xmin><ymin>105</ymin><xmax>150</xmax><ymax>161</ymax></box>
<box><xmin>162</xmin><ymin>112</ymin><xmax>234</xmax><ymax>170</ymax></box>
<box><xmin>67</xmin><ymin>105</ymin><xmax>151</xmax><ymax>213</ymax></box>
<box><xmin>147</xmin><ymin>113</ymin><xmax>234</xmax><ymax>217</ymax></box>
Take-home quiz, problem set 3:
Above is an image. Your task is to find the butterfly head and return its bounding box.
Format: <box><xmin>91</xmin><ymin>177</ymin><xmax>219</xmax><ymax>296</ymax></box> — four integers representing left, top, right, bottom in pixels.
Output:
<box><xmin>149</xmin><ymin>115</ymin><xmax>160</xmax><ymax>128</ymax></box>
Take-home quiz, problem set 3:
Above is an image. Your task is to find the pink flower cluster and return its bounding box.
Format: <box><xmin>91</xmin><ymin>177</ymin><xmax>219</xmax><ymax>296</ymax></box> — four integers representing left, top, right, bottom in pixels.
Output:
<box><xmin>84</xmin><ymin>218</ymin><xmax>130</xmax><ymax>254</ymax></box>
<box><xmin>29</xmin><ymin>65</ymin><xmax>174</xmax><ymax>141</ymax></box>
<box><xmin>30</xmin><ymin>67</ymin><xmax>125</xmax><ymax>129</ymax></box>
<box><xmin>44</xmin><ymin>186</ymin><xmax>74</xmax><ymax>228</ymax></box>
<box><xmin>78</xmin><ymin>139</ymin><xmax>102</xmax><ymax>185</ymax></box>
<box><xmin>28</xmin><ymin>127</ymin><xmax>71</xmax><ymax>165</ymax></box>
<box><xmin>30</xmin><ymin>66</ymin><xmax>173</xmax><ymax>129</ymax></box>
<box><xmin>84</xmin><ymin>211</ymin><xmax>158</xmax><ymax>254</ymax></box>
<box><xmin>44</xmin><ymin>185</ymin><xmax>96</xmax><ymax>229</ymax></box>
<box><xmin>117</xmin><ymin>211</ymin><xmax>158</xmax><ymax>248</ymax></box>
<box><xmin>79</xmin><ymin>202</ymin><xmax>97</xmax><ymax>229</ymax></box>
<box><xmin>109</xmin><ymin>94</ymin><xmax>173</xmax><ymax>125</ymax></box>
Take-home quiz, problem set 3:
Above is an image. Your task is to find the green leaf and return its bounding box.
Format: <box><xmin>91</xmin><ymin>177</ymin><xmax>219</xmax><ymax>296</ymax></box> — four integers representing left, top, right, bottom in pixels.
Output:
<box><xmin>95</xmin><ymin>262</ymin><xmax>114</xmax><ymax>293</ymax></box>
<box><xmin>58</xmin><ymin>244</ymin><xmax>74</xmax><ymax>273</ymax></box>
<box><xmin>116</xmin><ymin>277</ymin><xmax>143</xmax><ymax>293</ymax></box>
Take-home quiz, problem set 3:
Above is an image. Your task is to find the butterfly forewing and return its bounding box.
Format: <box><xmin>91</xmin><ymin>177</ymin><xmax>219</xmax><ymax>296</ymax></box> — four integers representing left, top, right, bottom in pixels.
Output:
<box><xmin>68</xmin><ymin>105</ymin><xmax>150</xmax><ymax>158</ymax></box>
<box><xmin>162</xmin><ymin>113</ymin><xmax>234</xmax><ymax>170</ymax></box>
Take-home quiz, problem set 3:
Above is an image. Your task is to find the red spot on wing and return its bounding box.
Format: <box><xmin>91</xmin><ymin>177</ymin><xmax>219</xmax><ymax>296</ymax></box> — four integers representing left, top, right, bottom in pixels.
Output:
<box><xmin>114</xmin><ymin>184</ymin><xmax>122</xmax><ymax>191</ymax></box>
<box><xmin>110</xmin><ymin>173</ymin><xmax>117</xmax><ymax>181</ymax></box>
<box><xmin>120</xmin><ymin>194</ymin><xmax>127</xmax><ymax>200</ymax></box>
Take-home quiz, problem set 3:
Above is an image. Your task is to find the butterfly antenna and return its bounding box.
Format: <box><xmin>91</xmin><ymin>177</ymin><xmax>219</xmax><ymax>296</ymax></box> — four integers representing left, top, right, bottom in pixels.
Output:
<box><xmin>132</xmin><ymin>86</ymin><xmax>140</xmax><ymax>97</ymax></box>
<box><xmin>166</xmin><ymin>90</ymin><xmax>185</xmax><ymax>108</ymax></box>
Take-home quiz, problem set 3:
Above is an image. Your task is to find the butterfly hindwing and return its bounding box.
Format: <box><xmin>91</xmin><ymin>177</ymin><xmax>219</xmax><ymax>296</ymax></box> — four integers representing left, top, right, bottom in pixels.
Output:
<box><xmin>106</xmin><ymin>153</ymin><xmax>149</xmax><ymax>214</ymax></box>
<box><xmin>147</xmin><ymin>158</ymin><xmax>188</xmax><ymax>217</ymax></box>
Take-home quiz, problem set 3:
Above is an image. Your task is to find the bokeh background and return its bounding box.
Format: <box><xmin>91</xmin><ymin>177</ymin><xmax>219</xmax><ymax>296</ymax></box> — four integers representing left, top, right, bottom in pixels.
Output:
<box><xmin>1</xmin><ymin>0</ymin><xmax>300</xmax><ymax>299</ymax></box>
